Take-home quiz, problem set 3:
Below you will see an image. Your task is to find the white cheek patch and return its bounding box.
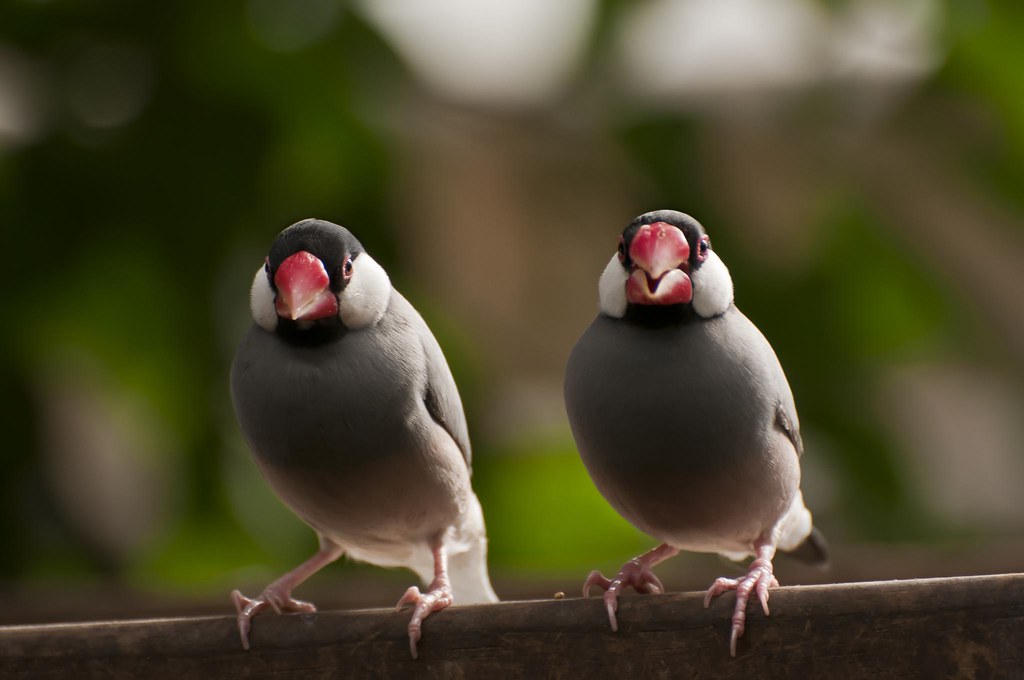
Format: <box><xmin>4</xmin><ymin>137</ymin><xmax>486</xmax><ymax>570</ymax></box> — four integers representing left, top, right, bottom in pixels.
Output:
<box><xmin>339</xmin><ymin>252</ymin><xmax>392</xmax><ymax>329</ymax></box>
<box><xmin>250</xmin><ymin>267</ymin><xmax>278</xmax><ymax>332</ymax></box>
<box><xmin>598</xmin><ymin>254</ymin><xmax>628</xmax><ymax>318</ymax></box>
<box><xmin>691</xmin><ymin>250</ymin><xmax>734</xmax><ymax>319</ymax></box>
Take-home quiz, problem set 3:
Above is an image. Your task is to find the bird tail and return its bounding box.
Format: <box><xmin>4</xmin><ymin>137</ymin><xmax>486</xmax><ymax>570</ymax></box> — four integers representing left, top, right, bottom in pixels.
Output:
<box><xmin>449</xmin><ymin>534</ymin><xmax>498</xmax><ymax>604</ymax></box>
<box><xmin>776</xmin><ymin>489</ymin><xmax>830</xmax><ymax>568</ymax></box>
<box><xmin>410</xmin><ymin>493</ymin><xmax>498</xmax><ymax>604</ymax></box>
<box><xmin>449</xmin><ymin>493</ymin><xmax>498</xmax><ymax>603</ymax></box>
<box><xmin>783</xmin><ymin>525</ymin><xmax>829</xmax><ymax>567</ymax></box>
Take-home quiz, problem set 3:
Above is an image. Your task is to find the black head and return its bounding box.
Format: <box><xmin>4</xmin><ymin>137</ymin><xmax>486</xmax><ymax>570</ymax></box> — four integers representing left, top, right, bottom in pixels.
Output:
<box><xmin>249</xmin><ymin>218</ymin><xmax>393</xmax><ymax>341</ymax></box>
<box><xmin>267</xmin><ymin>219</ymin><xmax>366</xmax><ymax>296</ymax></box>
<box><xmin>619</xmin><ymin>210</ymin><xmax>711</xmax><ymax>276</ymax></box>
<box><xmin>599</xmin><ymin>209</ymin><xmax>733</xmax><ymax>321</ymax></box>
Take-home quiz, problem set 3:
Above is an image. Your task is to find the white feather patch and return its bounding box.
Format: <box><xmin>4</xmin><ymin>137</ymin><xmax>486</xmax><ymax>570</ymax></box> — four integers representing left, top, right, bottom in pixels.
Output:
<box><xmin>775</xmin><ymin>489</ymin><xmax>814</xmax><ymax>552</ymax></box>
<box><xmin>598</xmin><ymin>254</ymin><xmax>628</xmax><ymax>318</ymax></box>
<box><xmin>249</xmin><ymin>267</ymin><xmax>278</xmax><ymax>332</ymax></box>
<box><xmin>339</xmin><ymin>252</ymin><xmax>392</xmax><ymax>329</ymax></box>
<box><xmin>691</xmin><ymin>250</ymin><xmax>734</xmax><ymax>319</ymax></box>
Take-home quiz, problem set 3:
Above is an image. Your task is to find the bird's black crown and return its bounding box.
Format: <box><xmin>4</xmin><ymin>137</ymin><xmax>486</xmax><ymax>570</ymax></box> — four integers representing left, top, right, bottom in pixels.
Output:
<box><xmin>267</xmin><ymin>218</ymin><xmax>365</xmax><ymax>293</ymax></box>
<box><xmin>620</xmin><ymin>210</ymin><xmax>709</xmax><ymax>272</ymax></box>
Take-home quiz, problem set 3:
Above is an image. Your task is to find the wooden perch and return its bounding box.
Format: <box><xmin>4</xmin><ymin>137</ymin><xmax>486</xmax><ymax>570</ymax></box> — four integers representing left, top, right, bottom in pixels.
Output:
<box><xmin>2</xmin><ymin>573</ymin><xmax>1022</xmax><ymax>679</ymax></box>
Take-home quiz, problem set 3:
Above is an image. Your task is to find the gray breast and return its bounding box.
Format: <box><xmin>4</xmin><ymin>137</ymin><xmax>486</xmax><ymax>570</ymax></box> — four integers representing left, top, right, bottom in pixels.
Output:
<box><xmin>230</xmin><ymin>293</ymin><xmax>467</xmax><ymax>546</ymax></box>
<box><xmin>232</xmin><ymin>305</ymin><xmax>422</xmax><ymax>472</ymax></box>
<box><xmin>564</xmin><ymin>307</ymin><xmax>797</xmax><ymax>549</ymax></box>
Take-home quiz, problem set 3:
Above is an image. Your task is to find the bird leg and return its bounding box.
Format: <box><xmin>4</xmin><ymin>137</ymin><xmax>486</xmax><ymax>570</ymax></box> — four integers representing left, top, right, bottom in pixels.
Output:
<box><xmin>703</xmin><ymin>541</ymin><xmax>779</xmax><ymax>656</ymax></box>
<box><xmin>583</xmin><ymin>543</ymin><xmax>680</xmax><ymax>632</ymax></box>
<box><xmin>231</xmin><ymin>535</ymin><xmax>344</xmax><ymax>650</ymax></box>
<box><xmin>395</xmin><ymin>539</ymin><xmax>453</xmax><ymax>659</ymax></box>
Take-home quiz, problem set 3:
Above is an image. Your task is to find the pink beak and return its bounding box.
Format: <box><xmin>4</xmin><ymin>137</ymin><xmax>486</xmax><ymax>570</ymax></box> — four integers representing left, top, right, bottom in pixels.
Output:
<box><xmin>273</xmin><ymin>251</ymin><xmax>339</xmax><ymax>321</ymax></box>
<box><xmin>625</xmin><ymin>222</ymin><xmax>693</xmax><ymax>306</ymax></box>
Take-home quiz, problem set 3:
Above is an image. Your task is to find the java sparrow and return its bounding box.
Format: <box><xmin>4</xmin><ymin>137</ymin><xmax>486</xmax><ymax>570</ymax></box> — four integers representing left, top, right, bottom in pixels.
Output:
<box><xmin>230</xmin><ymin>219</ymin><xmax>497</xmax><ymax>658</ymax></box>
<box><xmin>564</xmin><ymin>210</ymin><xmax>827</xmax><ymax>656</ymax></box>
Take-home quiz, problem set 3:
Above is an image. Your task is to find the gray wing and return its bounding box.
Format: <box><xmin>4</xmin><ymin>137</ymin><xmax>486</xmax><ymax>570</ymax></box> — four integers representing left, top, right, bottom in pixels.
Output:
<box><xmin>420</xmin><ymin>327</ymin><xmax>472</xmax><ymax>467</ymax></box>
<box><xmin>387</xmin><ymin>291</ymin><xmax>472</xmax><ymax>467</ymax></box>
<box><xmin>730</xmin><ymin>307</ymin><xmax>804</xmax><ymax>460</ymax></box>
<box><xmin>775</xmin><ymin>401</ymin><xmax>803</xmax><ymax>458</ymax></box>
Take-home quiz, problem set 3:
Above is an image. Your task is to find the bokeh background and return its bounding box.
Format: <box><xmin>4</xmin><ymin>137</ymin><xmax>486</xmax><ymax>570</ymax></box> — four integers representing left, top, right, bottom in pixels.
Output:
<box><xmin>2</xmin><ymin>0</ymin><xmax>1023</xmax><ymax>623</ymax></box>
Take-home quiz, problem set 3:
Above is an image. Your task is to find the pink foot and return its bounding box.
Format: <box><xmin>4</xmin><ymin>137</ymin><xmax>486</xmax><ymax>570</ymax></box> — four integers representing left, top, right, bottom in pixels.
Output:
<box><xmin>583</xmin><ymin>544</ymin><xmax>678</xmax><ymax>632</ymax></box>
<box><xmin>703</xmin><ymin>555</ymin><xmax>779</xmax><ymax>656</ymax></box>
<box><xmin>231</xmin><ymin>588</ymin><xmax>317</xmax><ymax>650</ymax></box>
<box><xmin>395</xmin><ymin>581</ymin><xmax>454</xmax><ymax>659</ymax></box>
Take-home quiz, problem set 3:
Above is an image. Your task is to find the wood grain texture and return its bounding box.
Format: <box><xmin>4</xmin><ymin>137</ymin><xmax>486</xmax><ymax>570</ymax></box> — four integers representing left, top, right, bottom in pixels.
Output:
<box><xmin>1</xmin><ymin>573</ymin><xmax>1021</xmax><ymax>679</ymax></box>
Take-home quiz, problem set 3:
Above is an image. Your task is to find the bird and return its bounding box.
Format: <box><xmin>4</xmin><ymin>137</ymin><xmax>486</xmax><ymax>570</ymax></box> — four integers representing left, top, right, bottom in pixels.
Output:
<box><xmin>563</xmin><ymin>210</ymin><xmax>827</xmax><ymax>656</ymax></box>
<box><xmin>229</xmin><ymin>218</ymin><xmax>498</xmax><ymax>658</ymax></box>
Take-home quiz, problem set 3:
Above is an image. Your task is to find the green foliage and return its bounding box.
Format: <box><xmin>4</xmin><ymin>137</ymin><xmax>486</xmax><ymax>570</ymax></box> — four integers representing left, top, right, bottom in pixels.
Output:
<box><xmin>473</xmin><ymin>436</ymin><xmax>650</xmax><ymax>573</ymax></box>
<box><xmin>1</xmin><ymin>0</ymin><xmax>1022</xmax><ymax>595</ymax></box>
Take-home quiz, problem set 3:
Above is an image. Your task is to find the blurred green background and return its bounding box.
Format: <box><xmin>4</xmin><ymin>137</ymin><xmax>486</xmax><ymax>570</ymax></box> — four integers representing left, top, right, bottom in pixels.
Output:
<box><xmin>2</xmin><ymin>0</ymin><xmax>1023</xmax><ymax>622</ymax></box>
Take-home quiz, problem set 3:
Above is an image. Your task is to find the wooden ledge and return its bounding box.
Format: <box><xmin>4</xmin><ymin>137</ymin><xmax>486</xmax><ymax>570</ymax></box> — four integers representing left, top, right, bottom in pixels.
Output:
<box><xmin>2</xmin><ymin>573</ymin><xmax>1022</xmax><ymax>679</ymax></box>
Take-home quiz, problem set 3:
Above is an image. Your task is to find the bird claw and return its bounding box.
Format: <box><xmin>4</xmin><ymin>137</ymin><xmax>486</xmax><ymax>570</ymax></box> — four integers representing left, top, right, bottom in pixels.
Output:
<box><xmin>230</xmin><ymin>588</ymin><xmax>317</xmax><ymax>651</ymax></box>
<box><xmin>583</xmin><ymin>559</ymin><xmax>665</xmax><ymax>632</ymax></box>
<box><xmin>703</xmin><ymin>556</ymin><xmax>778</xmax><ymax>656</ymax></box>
<box><xmin>582</xmin><ymin>570</ymin><xmax>612</xmax><ymax>597</ymax></box>
<box><xmin>394</xmin><ymin>582</ymin><xmax>453</xmax><ymax>659</ymax></box>
<box><xmin>395</xmin><ymin>586</ymin><xmax>422</xmax><ymax>612</ymax></box>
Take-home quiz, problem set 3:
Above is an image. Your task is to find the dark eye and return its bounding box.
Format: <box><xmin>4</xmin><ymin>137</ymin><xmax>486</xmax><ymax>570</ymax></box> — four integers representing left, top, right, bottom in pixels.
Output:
<box><xmin>617</xmin><ymin>236</ymin><xmax>626</xmax><ymax>263</ymax></box>
<box><xmin>264</xmin><ymin>257</ymin><xmax>270</xmax><ymax>273</ymax></box>
<box><xmin>341</xmin><ymin>255</ymin><xmax>354</xmax><ymax>279</ymax></box>
<box><xmin>697</xmin><ymin>236</ymin><xmax>710</xmax><ymax>262</ymax></box>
